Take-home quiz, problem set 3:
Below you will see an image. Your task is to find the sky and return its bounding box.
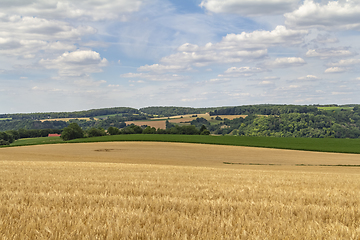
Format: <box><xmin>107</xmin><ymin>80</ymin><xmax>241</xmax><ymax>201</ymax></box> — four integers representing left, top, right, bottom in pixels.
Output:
<box><xmin>1</xmin><ymin>0</ymin><xmax>360</xmax><ymax>113</ymax></box>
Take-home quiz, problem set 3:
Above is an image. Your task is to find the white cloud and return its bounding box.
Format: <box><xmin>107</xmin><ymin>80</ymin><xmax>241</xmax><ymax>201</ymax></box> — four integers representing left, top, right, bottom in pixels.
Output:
<box><xmin>0</xmin><ymin>15</ymin><xmax>95</xmax><ymax>57</ymax></box>
<box><xmin>40</xmin><ymin>50</ymin><xmax>108</xmax><ymax>77</ymax></box>
<box><xmin>121</xmin><ymin>72</ymin><xmax>188</xmax><ymax>81</ymax></box>
<box><xmin>217</xmin><ymin>26</ymin><xmax>308</xmax><ymax>50</ymax></box>
<box><xmin>285</xmin><ymin>0</ymin><xmax>360</xmax><ymax>30</ymax></box>
<box><xmin>161</xmin><ymin>49</ymin><xmax>267</xmax><ymax>67</ymax></box>
<box><xmin>306</xmin><ymin>48</ymin><xmax>355</xmax><ymax>59</ymax></box>
<box><xmin>219</xmin><ymin>66</ymin><xmax>269</xmax><ymax>77</ymax></box>
<box><xmin>200</xmin><ymin>0</ymin><xmax>299</xmax><ymax>16</ymax></box>
<box><xmin>224</xmin><ymin>66</ymin><xmax>268</xmax><ymax>74</ymax></box>
<box><xmin>73</xmin><ymin>79</ymin><xmax>107</xmax><ymax>87</ymax></box>
<box><xmin>313</xmin><ymin>34</ymin><xmax>338</xmax><ymax>44</ymax></box>
<box><xmin>138</xmin><ymin>64</ymin><xmax>192</xmax><ymax>73</ymax></box>
<box><xmin>327</xmin><ymin>59</ymin><xmax>360</xmax><ymax>67</ymax></box>
<box><xmin>1</xmin><ymin>0</ymin><xmax>148</xmax><ymax>21</ymax></box>
<box><xmin>264</xmin><ymin>57</ymin><xmax>306</xmax><ymax>68</ymax></box>
<box><xmin>324</xmin><ymin>67</ymin><xmax>346</xmax><ymax>74</ymax></box>
<box><xmin>332</xmin><ymin>91</ymin><xmax>351</xmax><ymax>95</ymax></box>
<box><xmin>151</xmin><ymin>26</ymin><xmax>307</xmax><ymax>69</ymax></box>
<box><xmin>258</xmin><ymin>81</ymin><xmax>275</xmax><ymax>85</ymax></box>
<box><xmin>297</xmin><ymin>75</ymin><xmax>320</xmax><ymax>80</ymax></box>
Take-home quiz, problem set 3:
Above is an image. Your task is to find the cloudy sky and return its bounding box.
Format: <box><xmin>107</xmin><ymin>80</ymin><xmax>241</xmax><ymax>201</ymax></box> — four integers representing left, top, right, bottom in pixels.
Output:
<box><xmin>1</xmin><ymin>0</ymin><xmax>360</xmax><ymax>113</ymax></box>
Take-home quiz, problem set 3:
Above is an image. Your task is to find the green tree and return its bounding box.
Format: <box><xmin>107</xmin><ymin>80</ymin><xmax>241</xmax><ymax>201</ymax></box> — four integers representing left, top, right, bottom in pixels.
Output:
<box><xmin>143</xmin><ymin>126</ymin><xmax>157</xmax><ymax>134</ymax></box>
<box><xmin>61</xmin><ymin>123</ymin><xmax>84</xmax><ymax>141</ymax></box>
<box><xmin>107</xmin><ymin>126</ymin><xmax>120</xmax><ymax>135</ymax></box>
<box><xmin>87</xmin><ymin>127</ymin><xmax>105</xmax><ymax>137</ymax></box>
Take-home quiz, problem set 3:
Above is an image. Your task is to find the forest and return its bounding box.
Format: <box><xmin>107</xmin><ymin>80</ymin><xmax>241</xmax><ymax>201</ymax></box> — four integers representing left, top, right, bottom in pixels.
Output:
<box><xmin>1</xmin><ymin>104</ymin><xmax>360</xmax><ymax>145</ymax></box>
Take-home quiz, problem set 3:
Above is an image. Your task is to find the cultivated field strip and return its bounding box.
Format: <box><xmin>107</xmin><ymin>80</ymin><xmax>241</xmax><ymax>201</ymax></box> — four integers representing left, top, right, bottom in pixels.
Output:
<box><xmin>1</xmin><ymin>161</ymin><xmax>360</xmax><ymax>239</ymax></box>
<box><xmin>1</xmin><ymin>142</ymin><xmax>360</xmax><ymax>167</ymax></box>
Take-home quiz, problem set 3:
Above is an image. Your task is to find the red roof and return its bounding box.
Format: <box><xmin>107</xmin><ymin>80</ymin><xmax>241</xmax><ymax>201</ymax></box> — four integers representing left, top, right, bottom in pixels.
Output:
<box><xmin>48</xmin><ymin>134</ymin><xmax>61</xmax><ymax>137</ymax></box>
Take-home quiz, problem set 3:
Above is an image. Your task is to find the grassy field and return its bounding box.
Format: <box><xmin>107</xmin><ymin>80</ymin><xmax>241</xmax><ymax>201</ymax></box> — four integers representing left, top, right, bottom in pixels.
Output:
<box><xmin>318</xmin><ymin>106</ymin><xmax>354</xmax><ymax>112</ymax></box>
<box><xmin>8</xmin><ymin>137</ymin><xmax>64</xmax><ymax>146</ymax></box>
<box><xmin>1</xmin><ymin>159</ymin><xmax>360</xmax><ymax>239</ymax></box>
<box><xmin>5</xmin><ymin>134</ymin><xmax>360</xmax><ymax>154</ymax></box>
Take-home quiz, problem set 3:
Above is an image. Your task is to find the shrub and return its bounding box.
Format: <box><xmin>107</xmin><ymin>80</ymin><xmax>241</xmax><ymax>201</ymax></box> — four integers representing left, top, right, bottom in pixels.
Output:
<box><xmin>61</xmin><ymin>123</ymin><xmax>84</xmax><ymax>141</ymax></box>
<box><xmin>87</xmin><ymin>128</ymin><xmax>105</xmax><ymax>137</ymax></box>
<box><xmin>107</xmin><ymin>127</ymin><xmax>120</xmax><ymax>135</ymax></box>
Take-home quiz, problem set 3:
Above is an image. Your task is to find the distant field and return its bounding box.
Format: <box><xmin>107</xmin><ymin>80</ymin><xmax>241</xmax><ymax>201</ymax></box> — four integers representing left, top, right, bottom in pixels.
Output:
<box><xmin>128</xmin><ymin>113</ymin><xmax>247</xmax><ymax>129</ymax></box>
<box><xmin>8</xmin><ymin>137</ymin><xmax>63</xmax><ymax>146</ymax></box>
<box><xmin>125</xmin><ymin>120</ymin><xmax>166</xmax><ymax>129</ymax></box>
<box><xmin>2</xmin><ymin>141</ymin><xmax>360</xmax><ymax>166</ymax></box>
<box><xmin>93</xmin><ymin>113</ymin><xmax>123</xmax><ymax>119</ymax></box>
<box><xmin>39</xmin><ymin>117</ymin><xmax>92</xmax><ymax>122</ymax></box>
<box><xmin>318</xmin><ymin>106</ymin><xmax>354</xmax><ymax>112</ymax></box>
<box><xmin>0</xmin><ymin>118</ymin><xmax>12</xmax><ymax>121</ymax></box>
<box><xmin>6</xmin><ymin>134</ymin><xmax>360</xmax><ymax>154</ymax></box>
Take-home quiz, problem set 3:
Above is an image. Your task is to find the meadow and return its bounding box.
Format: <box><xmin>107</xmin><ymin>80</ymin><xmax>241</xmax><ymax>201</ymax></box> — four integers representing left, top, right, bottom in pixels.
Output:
<box><xmin>318</xmin><ymin>106</ymin><xmax>354</xmax><ymax>112</ymax></box>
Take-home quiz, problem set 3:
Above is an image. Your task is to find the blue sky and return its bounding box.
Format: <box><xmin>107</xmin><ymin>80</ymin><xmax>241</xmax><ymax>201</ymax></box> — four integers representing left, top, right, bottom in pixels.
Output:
<box><xmin>1</xmin><ymin>0</ymin><xmax>360</xmax><ymax>113</ymax></box>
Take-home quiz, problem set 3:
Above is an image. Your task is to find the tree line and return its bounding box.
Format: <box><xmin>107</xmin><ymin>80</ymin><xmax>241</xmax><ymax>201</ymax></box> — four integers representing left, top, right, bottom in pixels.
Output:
<box><xmin>0</xmin><ymin>107</ymin><xmax>139</xmax><ymax>120</ymax></box>
<box><xmin>0</xmin><ymin>129</ymin><xmax>62</xmax><ymax>145</ymax></box>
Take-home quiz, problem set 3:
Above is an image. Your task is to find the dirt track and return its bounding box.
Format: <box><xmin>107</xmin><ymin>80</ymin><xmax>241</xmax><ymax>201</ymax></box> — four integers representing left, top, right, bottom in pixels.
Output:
<box><xmin>1</xmin><ymin>142</ymin><xmax>359</xmax><ymax>168</ymax></box>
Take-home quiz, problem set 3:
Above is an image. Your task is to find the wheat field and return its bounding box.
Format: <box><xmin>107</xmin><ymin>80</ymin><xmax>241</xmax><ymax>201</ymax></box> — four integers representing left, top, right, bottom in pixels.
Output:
<box><xmin>1</xmin><ymin>143</ymin><xmax>360</xmax><ymax>239</ymax></box>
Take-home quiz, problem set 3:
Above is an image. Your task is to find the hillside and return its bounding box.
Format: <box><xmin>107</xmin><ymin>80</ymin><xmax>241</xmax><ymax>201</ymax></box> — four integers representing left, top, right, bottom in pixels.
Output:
<box><xmin>1</xmin><ymin>105</ymin><xmax>360</xmax><ymax>143</ymax></box>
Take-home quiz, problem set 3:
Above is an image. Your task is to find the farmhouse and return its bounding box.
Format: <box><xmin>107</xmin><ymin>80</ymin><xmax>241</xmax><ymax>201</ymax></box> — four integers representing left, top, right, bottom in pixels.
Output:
<box><xmin>48</xmin><ymin>133</ymin><xmax>61</xmax><ymax>137</ymax></box>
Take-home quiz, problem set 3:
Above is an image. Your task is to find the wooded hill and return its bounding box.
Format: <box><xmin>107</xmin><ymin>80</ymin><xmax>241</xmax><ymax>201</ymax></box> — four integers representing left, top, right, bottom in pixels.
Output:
<box><xmin>1</xmin><ymin>105</ymin><xmax>360</xmax><ymax>140</ymax></box>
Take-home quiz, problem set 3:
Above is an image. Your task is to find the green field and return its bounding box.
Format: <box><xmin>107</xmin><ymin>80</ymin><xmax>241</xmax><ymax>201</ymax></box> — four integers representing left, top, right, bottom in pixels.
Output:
<box><xmin>93</xmin><ymin>113</ymin><xmax>123</xmax><ymax>119</ymax></box>
<box><xmin>4</xmin><ymin>135</ymin><xmax>360</xmax><ymax>154</ymax></box>
<box><xmin>0</xmin><ymin>118</ymin><xmax>12</xmax><ymax>121</ymax></box>
<box><xmin>8</xmin><ymin>137</ymin><xmax>64</xmax><ymax>146</ymax></box>
<box><xmin>318</xmin><ymin>106</ymin><xmax>354</xmax><ymax>112</ymax></box>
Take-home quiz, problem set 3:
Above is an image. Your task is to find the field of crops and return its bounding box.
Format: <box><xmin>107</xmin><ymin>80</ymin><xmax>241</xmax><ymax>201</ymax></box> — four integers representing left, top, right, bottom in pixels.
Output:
<box><xmin>1</xmin><ymin>157</ymin><xmax>360</xmax><ymax>239</ymax></box>
<box><xmin>1</xmin><ymin>140</ymin><xmax>360</xmax><ymax>239</ymax></box>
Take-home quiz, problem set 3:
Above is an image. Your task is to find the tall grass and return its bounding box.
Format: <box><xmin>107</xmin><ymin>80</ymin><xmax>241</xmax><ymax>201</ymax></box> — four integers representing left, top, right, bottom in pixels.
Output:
<box><xmin>1</xmin><ymin>161</ymin><xmax>360</xmax><ymax>239</ymax></box>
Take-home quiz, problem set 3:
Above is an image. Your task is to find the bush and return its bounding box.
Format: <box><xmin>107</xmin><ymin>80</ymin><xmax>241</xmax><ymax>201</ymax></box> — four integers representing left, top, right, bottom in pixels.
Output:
<box><xmin>61</xmin><ymin>123</ymin><xmax>84</xmax><ymax>141</ymax></box>
<box><xmin>143</xmin><ymin>126</ymin><xmax>157</xmax><ymax>134</ymax></box>
<box><xmin>87</xmin><ymin>128</ymin><xmax>105</xmax><ymax>137</ymax></box>
<box><xmin>0</xmin><ymin>139</ymin><xmax>9</xmax><ymax>146</ymax></box>
<box><xmin>107</xmin><ymin>126</ymin><xmax>120</xmax><ymax>135</ymax></box>
<box><xmin>121</xmin><ymin>125</ymin><xmax>143</xmax><ymax>134</ymax></box>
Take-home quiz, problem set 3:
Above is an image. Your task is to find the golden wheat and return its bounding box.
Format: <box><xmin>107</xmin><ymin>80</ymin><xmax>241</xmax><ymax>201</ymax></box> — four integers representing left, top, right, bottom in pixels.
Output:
<box><xmin>1</xmin><ymin>160</ymin><xmax>360</xmax><ymax>239</ymax></box>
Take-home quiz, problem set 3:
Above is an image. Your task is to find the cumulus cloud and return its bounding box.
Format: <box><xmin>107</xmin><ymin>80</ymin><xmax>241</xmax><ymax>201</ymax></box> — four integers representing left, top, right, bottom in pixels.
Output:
<box><xmin>121</xmin><ymin>72</ymin><xmax>188</xmax><ymax>82</ymax></box>
<box><xmin>285</xmin><ymin>0</ymin><xmax>360</xmax><ymax>30</ymax></box>
<box><xmin>0</xmin><ymin>14</ymin><xmax>95</xmax><ymax>57</ymax></box>
<box><xmin>219</xmin><ymin>66</ymin><xmax>270</xmax><ymax>77</ymax></box>
<box><xmin>40</xmin><ymin>50</ymin><xmax>108</xmax><ymax>77</ymax></box>
<box><xmin>224</xmin><ymin>66</ymin><xmax>268</xmax><ymax>74</ymax></box>
<box><xmin>297</xmin><ymin>75</ymin><xmax>321</xmax><ymax>80</ymax></box>
<box><xmin>306</xmin><ymin>48</ymin><xmax>355</xmax><ymax>59</ymax></box>
<box><xmin>160</xmin><ymin>49</ymin><xmax>267</xmax><ymax>67</ymax></box>
<box><xmin>200</xmin><ymin>0</ymin><xmax>299</xmax><ymax>16</ymax></box>
<box><xmin>264</xmin><ymin>57</ymin><xmax>306</xmax><ymax>68</ymax></box>
<box><xmin>138</xmin><ymin>64</ymin><xmax>192</xmax><ymax>73</ymax></box>
<box><xmin>327</xmin><ymin>59</ymin><xmax>360</xmax><ymax>67</ymax></box>
<box><xmin>324</xmin><ymin>67</ymin><xmax>346</xmax><ymax>73</ymax></box>
<box><xmin>313</xmin><ymin>34</ymin><xmax>338</xmax><ymax>44</ymax></box>
<box><xmin>143</xmin><ymin>26</ymin><xmax>307</xmax><ymax>69</ymax></box>
<box><xmin>216</xmin><ymin>26</ymin><xmax>308</xmax><ymax>50</ymax></box>
<box><xmin>258</xmin><ymin>80</ymin><xmax>275</xmax><ymax>86</ymax></box>
<box><xmin>1</xmin><ymin>0</ymin><xmax>148</xmax><ymax>21</ymax></box>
